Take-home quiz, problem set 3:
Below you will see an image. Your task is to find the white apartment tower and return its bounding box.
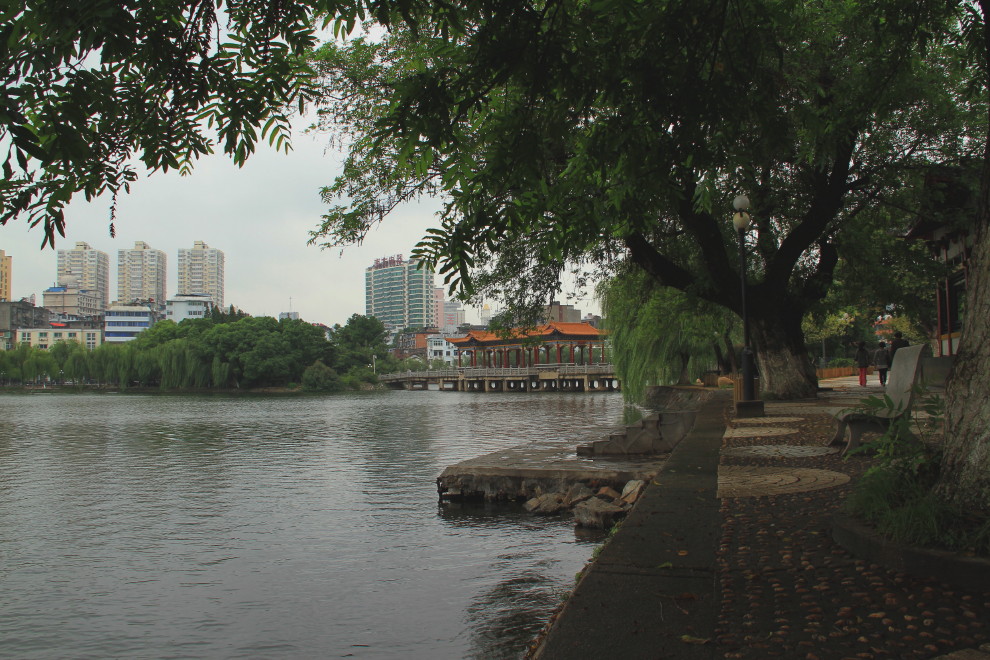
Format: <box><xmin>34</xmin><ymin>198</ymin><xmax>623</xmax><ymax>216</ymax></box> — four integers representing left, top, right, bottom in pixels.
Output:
<box><xmin>118</xmin><ymin>241</ymin><xmax>167</xmax><ymax>307</ymax></box>
<box><xmin>57</xmin><ymin>241</ymin><xmax>110</xmax><ymax>311</ymax></box>
<box><xmin>177</xmin><ymin>241</ymin><xmax>225</xmax><ymax>310</ymax></box>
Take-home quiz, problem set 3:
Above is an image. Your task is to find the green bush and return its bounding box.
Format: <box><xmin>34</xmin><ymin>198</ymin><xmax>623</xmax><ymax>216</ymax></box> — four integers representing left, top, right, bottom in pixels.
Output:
<box><xmin>829</xmin><ymin>357</ymin><xmax>854</xmax><ymax>368</ymax></box>
<box><xmin>843</xmin><ymin>388</ymin><xmax>989</xmax><ymax>556</ymax></box>
<box><xmin>301</xmin><ymin>360</ymin><xmax>343</xmax><ymax>392</ymax></box>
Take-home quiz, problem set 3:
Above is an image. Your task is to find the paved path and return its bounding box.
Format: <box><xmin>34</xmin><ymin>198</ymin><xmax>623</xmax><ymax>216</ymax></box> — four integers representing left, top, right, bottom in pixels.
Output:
<box><xmin>534</xmin><ymin>380</ymin><xmax>990</xmax><ymax>659</ymax></box>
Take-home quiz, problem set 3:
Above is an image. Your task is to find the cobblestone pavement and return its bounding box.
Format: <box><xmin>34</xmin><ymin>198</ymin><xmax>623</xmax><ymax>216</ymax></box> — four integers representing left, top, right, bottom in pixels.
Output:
<box><xmin>714</xmin><ymin>385</ymin><xmax>990</xmax><ymax>660</ymax></box>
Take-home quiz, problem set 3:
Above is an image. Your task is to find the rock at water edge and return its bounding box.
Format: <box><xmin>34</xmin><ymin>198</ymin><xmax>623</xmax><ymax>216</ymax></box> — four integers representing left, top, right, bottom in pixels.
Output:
<box><xmin>563</xmin><ymin>483</ymin><xmax>595</xmax><ymax>506</ymax></box>
<box><xmin>620</xmin><ymin>479</ymin><xmax>645</xmax><ymax>504</ymax></box>
<box><xmin>573</xmin><ymin>498</ymin><xmax>627</xmax><ymax>528</ymax></box>
<box><xmin>524</xmin><ymin>493</ymin><xmax>566</xmax><ymax>515</ymax></box>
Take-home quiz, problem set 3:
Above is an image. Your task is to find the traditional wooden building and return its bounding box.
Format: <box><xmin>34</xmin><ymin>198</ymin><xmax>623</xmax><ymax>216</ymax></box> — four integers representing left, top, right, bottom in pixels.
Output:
<box><xmin>446</xmin><ymin>321</ymin><xmax>607</xmax><ymax>367</ymax></box>
<box><xmin>906</xmin><ymin>168</ymin><xmax>977</xmax><ymax>357</ymax></box>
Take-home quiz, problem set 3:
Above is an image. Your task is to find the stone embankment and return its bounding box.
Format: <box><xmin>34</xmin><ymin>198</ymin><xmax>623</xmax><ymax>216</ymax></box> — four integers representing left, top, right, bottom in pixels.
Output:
<box><xmin>522</xmin><ymin>479</ymin><xmax>647</xmax><ymax>528</ymax></box>
<box><xmin>577</xmin><ymin>386</ymin><xmax>712</xmax><ymax>455</ymax></box>
<box><xmin>437</xmin><ymin>386</ymin><xmax>712</xmax><ymax>528</ymax></box>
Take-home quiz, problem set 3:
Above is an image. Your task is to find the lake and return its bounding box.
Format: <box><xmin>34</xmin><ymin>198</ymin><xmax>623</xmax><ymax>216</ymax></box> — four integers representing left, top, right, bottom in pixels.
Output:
<box><xmin>0</xmin><ymin>390</ymin><xmax>628</xmax><ymax>659</ymax></box>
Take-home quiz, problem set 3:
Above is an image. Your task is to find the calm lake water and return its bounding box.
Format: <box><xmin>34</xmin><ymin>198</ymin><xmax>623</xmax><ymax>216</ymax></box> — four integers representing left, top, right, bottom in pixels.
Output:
<box><xmin>0</xmin><ymin>390</ymin><xmax>628</xmax><ymax>659</ymax></box>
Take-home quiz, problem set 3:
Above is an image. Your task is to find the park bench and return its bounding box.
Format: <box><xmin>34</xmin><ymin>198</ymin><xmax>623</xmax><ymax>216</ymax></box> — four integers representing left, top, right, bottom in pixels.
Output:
<box><xmin>828</xmin><ymin>343</ymin><xmax>932</xmax><ymax>456</ymax></box>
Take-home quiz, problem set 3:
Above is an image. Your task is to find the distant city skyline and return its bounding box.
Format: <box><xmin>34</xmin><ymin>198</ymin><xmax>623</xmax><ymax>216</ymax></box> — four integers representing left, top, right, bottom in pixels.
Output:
<box><xmin>0</xmin><ymin>119</ymin><xmax>599</xmax><ymax>327</ymax></box>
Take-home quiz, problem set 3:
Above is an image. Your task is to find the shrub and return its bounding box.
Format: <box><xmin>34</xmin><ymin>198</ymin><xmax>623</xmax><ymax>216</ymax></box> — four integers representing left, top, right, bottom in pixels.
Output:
<box><xmin>301</xmin><ymin>360</ymin><xmax>343</xmax><ymax>392</ymax></box>
<box><xmin>843</xmin><ymin>387</ymin><xmax>989</xmax><ymax>556</ymax></box>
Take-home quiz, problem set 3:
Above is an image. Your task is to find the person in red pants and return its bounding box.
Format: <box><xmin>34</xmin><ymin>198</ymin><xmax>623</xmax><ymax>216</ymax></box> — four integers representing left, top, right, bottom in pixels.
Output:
<box><xmin>855</xmin><ymin>341</ymin><xmax>870</xmax><ymax>387</ymax></box>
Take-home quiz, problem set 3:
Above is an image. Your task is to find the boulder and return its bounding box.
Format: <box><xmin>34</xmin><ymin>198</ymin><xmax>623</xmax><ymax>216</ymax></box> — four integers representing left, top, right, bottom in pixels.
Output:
<box><xmin>597</xmin><ymin>486</ymin><xmax>621</xmax><ymax>500</ymax></box>
<box><xmin>620</xmin><ymin>479</ymin><xmax>646</xmax><ymax>504</ymax></box>
<box><xmin>573</xmin><ymin>497</ymin><xmax>627</xmax><ymax>528</ymax></box>
<box><xmin>523</xmin><ymin>493</ymin><xmax>566</xmax><ymax>515</ymax></box>
<box><xmin>563</xmin><ymin>483</ymin><xmax>595</xmax><ymax>506</ymax></box>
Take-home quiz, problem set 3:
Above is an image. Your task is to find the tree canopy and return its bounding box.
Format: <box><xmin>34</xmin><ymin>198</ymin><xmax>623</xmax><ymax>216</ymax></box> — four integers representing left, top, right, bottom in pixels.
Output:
<box><xmin>0</xmin><ymin>0</ymin><xmax>405</xmax><ymax>246</ymax></box>
<box><xmin>0</xmin><ymin>313</ymin><xmax>396</xmax><ymax>391</ymax></box>
<box><xmin>309</xmin><ymin>0</ymin><xmax>980</xmax><ymax>397</ymax></box>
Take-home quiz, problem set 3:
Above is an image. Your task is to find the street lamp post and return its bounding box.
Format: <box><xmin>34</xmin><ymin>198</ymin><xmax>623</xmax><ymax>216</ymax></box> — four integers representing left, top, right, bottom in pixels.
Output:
<box><xmin>732</xmin><ymin>194</ymin><xmax>764</xmax><ymax>417</ymax></box>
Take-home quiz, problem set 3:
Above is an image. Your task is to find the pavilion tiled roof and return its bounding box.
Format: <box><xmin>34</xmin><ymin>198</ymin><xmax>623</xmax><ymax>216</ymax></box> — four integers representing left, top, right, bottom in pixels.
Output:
<box><xmin>446</xmin><ymin>321</ymin><xmax>603</xmax><ymax>346</ymax></box>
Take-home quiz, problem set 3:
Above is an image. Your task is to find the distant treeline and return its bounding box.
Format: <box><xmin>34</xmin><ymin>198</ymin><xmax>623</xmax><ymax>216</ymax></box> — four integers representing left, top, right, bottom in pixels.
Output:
<box><xmin>0</xmin><ymin>312</ymin><xmax>399</xmax><ymax>392</ymax></box>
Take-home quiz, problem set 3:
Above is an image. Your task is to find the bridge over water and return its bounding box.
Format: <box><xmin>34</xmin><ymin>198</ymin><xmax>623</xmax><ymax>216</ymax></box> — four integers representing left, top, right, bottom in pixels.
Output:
<box><xmin>379</xmin><ymin>364</ymin><xmax>620</xmax><ymax>393</ymax></box>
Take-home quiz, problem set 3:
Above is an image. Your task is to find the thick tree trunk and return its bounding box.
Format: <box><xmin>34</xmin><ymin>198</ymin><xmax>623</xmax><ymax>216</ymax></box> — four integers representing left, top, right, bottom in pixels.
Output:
<box><xmin>938</xmin><ymin>166</ymin><xmax>990</xmax><ymax>509</ymax></box>
<box><xmin>748</xmin><ymin>308</ymin><xmax>819</xmax><ymax>400</ymax></box>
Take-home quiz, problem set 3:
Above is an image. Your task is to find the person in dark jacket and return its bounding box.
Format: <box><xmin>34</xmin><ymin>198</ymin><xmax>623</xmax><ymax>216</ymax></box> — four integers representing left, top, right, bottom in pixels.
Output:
<box><xmin>873</xmin><ymin>341</ymin><xmax>890</xmax><ymax>386</ymax></box>
<box><xmin>888</xmin><ymin>331</ymin><xmax>909</xmax><ymax>370</ymax></box>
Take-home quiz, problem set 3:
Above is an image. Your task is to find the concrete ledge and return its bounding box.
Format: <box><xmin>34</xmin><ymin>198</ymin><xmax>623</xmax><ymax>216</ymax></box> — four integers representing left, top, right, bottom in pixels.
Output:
<box><xmin>531</xmin><ymin>391</ymin><xmax>728</xmax><ymax>660</ymax></box>
<box><xmin>831</xmin><ymin>514</ymin><xmax>990</xmax><ymax>593</ymax></box>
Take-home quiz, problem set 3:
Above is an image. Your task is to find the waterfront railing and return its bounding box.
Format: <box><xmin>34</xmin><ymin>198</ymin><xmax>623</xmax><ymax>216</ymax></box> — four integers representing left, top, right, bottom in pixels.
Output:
<box><xmin>379</xmin><ymin>363</ymin><xmax>616</xmax><ymax>382</ymax></box>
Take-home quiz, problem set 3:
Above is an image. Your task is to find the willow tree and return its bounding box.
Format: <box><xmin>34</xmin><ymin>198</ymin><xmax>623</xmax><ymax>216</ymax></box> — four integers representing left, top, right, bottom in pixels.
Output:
<box><xmin>600</xmin><ymin>269</ymin><xmax>735</xmax><ymax>401</ymax></box>
<box><xmin>310</xmin><ymin>0</ymin><xmax>967</xmax><ymax>398</ymax></box>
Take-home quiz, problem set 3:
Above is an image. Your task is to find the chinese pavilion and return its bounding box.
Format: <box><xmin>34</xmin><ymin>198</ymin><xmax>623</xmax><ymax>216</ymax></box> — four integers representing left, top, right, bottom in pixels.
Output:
<box><xmin>446</xmin><ymin>321</ymin><xmax>607</xmax><ymax>367</ymax></box>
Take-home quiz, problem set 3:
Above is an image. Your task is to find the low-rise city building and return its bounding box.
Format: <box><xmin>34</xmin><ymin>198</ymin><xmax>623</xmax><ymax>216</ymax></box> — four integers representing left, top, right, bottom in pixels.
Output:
<box><xmin>16</xmin><ymin>326</ymin><xmax>103</xmax><ymax>350</ymax></box>
<box><xmin>166</xmin><ymin>293</ymin><xmax>214</xmax><ymax>324</ymax></box>
<box><xmin>104</xmin><ymin>303</ymin><xmax>160</xmax><ymax>342</ymax></box>
<box><xmin>427</xmin><ymin>334</ymin><xmax>461</xmax><ymax>365</ymax></box>
<box><xmin>0</xmin><ymin>299</ymin><xmax>50</xmax><ymax>350</ymax></box>
<box><xmin>43</xmin><ymin>281</ymin><xmax>104</xmax><ymax>318</ymax></box>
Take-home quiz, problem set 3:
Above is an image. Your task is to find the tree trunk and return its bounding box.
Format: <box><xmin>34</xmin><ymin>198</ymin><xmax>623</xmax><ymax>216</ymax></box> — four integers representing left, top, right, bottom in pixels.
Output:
<box><xmin>712</xmin><ymin>340</ymin><xmax>727</xmax><ymax>375</ymax></box>
<box><xmin>938</xmin><ymin>119</ymin><xmax>990</xmax><ymax>510</ymax></box>
<box><xmin>677</xmin><ymin>351</ymin><xmax>691</xmax><ymax>385</ymax></box>
<box><xmin>722</xmin><ymin>332</ymin><xmax>738</xmax><ymax>374</ymax></box>
<box><xmin>748</xmin><ymin>308</ymin><xmax>819</xmax><ymax>400</ymax></box>
<box><xmin>939</xmin><ymin>233</ymin><xmax>990</xmax><ymax>509</ymax></box>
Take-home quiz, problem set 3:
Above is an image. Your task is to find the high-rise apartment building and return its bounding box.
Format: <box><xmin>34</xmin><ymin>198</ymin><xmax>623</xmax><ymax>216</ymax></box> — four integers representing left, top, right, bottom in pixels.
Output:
<box><xmin>432</xmin><ymin>287</ymin><xmax>445</xmax><ymax>329</ymax></box>
<box><xmin>443</xmin><ymin>299</ymin><xmax>466</xmax><ymax>332</ymax></box>
<box><xmin>118</xmin><ymin>241</ymin><xmax>166</xmax><ymax>307</ymax></box>
<box><xmin>0</xmin><ymin>249</ymin><xmax>10</xmax><ymax>302</ymax></box>
<box><xmin>365</xmin><ymin>254</ymin><xmax>436</xmax><ymax>332</ymax></box>
<box><xmin>177</xmin><ymin>241</ymin><xmax>224</xmax><ymax>310</ymax></box>
<box><xmin>57</xmin><ymin>241</ymin><xmax>110</xmax><ymax>311</ymax></box>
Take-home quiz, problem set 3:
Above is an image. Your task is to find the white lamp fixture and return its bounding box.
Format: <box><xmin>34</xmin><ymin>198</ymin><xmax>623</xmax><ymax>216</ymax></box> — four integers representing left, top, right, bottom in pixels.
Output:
<box><xmin>732</xmin><ymin>194</ymin><xmax>751</xmax><ymax>231</ymax></box>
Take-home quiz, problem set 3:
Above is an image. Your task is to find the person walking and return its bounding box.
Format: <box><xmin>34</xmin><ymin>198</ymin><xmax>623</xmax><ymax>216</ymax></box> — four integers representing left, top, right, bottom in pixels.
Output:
<box><xmin>873</xmin><ymin>341</ymin><xmax>890</xmax><ymax>387</ymax></box>
<box><xmin>888</xmin><ymin>331</ymin><xmax>909</xmax><ymax>370</ymax></box>
<box><xmin>855</xmin><ymin>341</ymin><xmax>871</xmax><ymax>387</ymax></box>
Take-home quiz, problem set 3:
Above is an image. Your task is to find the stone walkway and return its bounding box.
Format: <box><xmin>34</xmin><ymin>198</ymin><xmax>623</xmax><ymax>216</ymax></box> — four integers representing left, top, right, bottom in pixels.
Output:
<box><xmin>534</xmin><ymin>377</ymin><xmax>990</xmax><ymax>659</ymax></box>
<box><xmin>714</xmin><ymin>374</ymin><xmax>990</xmax><ymax>659</ymax></box>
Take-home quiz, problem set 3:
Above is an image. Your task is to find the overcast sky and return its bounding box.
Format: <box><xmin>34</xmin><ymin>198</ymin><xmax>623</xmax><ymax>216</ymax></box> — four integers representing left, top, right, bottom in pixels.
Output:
<box><xmin>1</xmin><ymin>119</ymin><xmax>600</xmax><ymax>328</ymax></box>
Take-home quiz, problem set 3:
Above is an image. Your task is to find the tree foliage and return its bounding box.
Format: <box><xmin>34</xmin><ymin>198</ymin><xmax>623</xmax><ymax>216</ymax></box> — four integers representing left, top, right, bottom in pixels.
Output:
<box><xmin>309</xmin><ymin>0</ymin><xmax>978</xmax><ymax>398</ymax></box>
<box><xmin>0</xmin><ymin>0</ymin><xmax>401</xmax><ymax>245</ymax></box>
<box><xmin>600</xmin><ymin>267</ymin><xmax>736</xmax><ymax>401</ymax></box>
<box><xmin>0</xmin><ymin>314</ymin><xmax>389</xmax><ymax>390</ymax></box>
